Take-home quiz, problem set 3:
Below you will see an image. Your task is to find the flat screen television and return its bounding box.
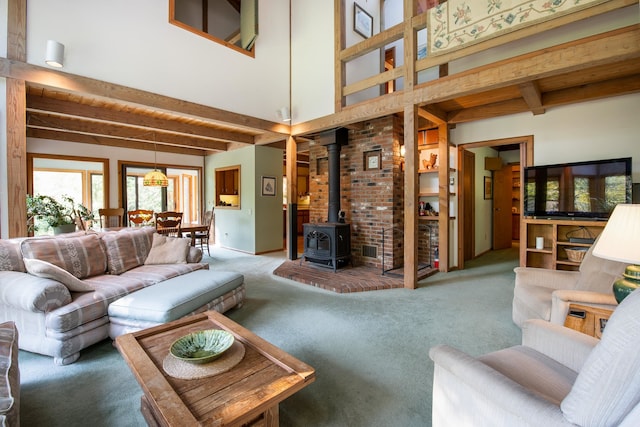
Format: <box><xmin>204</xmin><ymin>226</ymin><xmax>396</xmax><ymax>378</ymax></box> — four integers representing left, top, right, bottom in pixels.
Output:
<box><xmin>523</xmin><ymin>157</ymin><xmax>632</xmax><ymax>220</ymax></box>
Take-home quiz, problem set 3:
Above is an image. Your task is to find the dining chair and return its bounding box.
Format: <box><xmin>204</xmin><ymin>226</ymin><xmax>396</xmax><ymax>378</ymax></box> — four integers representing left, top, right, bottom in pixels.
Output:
<box><xmin>154</xmin><ymin>211</ymin><xmax>183</xmax><ymax>237</ymax></box>
<box><xmin>193</xmin><ymin>209</ymin><xmax>214</xmax><ymax>255</ymax></box>
<box><xmin>98</xmin><ymin>208</ymin><xmax>125</xmax><ymax>229</ymax></box>
<box><xmin>127</xmin><ymin>209</ymin><xmax>154</xmax><ymax>227</ymax></box>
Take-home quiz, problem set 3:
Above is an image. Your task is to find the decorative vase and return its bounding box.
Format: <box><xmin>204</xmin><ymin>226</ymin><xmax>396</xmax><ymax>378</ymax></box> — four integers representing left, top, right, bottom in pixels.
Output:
<box><xmin>613</xmin><ymin>265</ymin><xmax>640</xmax><ymax>303</ymax></box>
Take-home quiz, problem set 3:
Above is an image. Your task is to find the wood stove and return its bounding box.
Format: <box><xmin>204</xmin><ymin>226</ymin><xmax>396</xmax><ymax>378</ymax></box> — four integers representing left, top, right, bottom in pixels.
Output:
<box><xmin>302</xmin><ymin>223</ymin><xmax>351</xmax><ymax>272</ymax></box>
<box><xmin>302</xmin><ymin>128</ymin><xmax>352</xmax><ymax>271</ymax></box>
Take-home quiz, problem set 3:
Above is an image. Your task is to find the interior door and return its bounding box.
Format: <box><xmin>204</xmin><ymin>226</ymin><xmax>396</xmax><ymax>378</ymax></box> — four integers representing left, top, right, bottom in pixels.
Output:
<box><xmin>493</xmin><ymin>164</ymin><xmax>513</xmax><ymax>250</ymax></box>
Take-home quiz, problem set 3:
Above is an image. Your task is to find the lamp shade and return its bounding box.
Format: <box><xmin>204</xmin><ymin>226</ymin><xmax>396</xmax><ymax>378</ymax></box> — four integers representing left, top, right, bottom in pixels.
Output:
<box><xmin>143</xmin><ymin>170</ymin><xmax>169</xmax><ymax>187</ymax></box>
<box><xmin>45</xmin><ymin>40</ymin><xmax>64</xmax><ymax>68</ymax></box>
<box><xmin>592</xmin><ymin>204</ymin><xmax>640</xmax><ymax>264</ymax></box>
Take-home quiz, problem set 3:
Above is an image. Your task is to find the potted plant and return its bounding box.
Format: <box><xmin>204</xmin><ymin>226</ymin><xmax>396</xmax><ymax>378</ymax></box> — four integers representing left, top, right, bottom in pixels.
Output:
<box><xmin>26</xmin><ymin>194</ymin><xmax>94</xmax><ymax>234</ymax></box>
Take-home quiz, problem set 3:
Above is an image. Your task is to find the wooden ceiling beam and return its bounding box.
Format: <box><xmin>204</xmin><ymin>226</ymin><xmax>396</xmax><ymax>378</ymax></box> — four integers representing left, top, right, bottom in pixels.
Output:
<box><xmin>27</xmin><ymin>113</ymin><xmax>228</xmax><ymax>151</ymax></box>
<box><xmin>26</xmin><ymin>128</ymin><xmax>207</xmax><ymax>156</ymax></box>
<box><xmin>418</xmin><ymin>105</ymin><xmax>447</xmax><ymax>125</ymax></box>
<box><xmin>518</xmin><ymin>81</ymin><xmax>545</xmax><ymax>115</ymax></box>
<box><xmin>26</xmin><ymin>95</ymin><xmax>256</xmax><ymax>144</ymax></box>
<box><xmin>448</xmin><ymin>74</ymin><xmax>640</xmax><ymax>124</ymax></box>
<box><xmin>411</xmin><ymin>25</ymin><xmax>640</xmax><ymax>105</ymax></box>
<box><xmin>0</xmin><ymin>57</ymin><xmax>286</xmax><ymax>134</ymax></box>
<box><xmin>542</xmin><ymin>74</ymin><xmax>640</xmax><ymax>107</ymax></box>
<box><xmin>448</xmin><ymin>99</ymin><xmax>530</xmax><ymax>124</ymax></box>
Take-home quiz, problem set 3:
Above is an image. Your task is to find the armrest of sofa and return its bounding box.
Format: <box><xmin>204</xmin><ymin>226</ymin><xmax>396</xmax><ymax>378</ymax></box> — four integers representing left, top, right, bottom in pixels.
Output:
<box><xmin>522</xmin><ymin>319</ymin><xmax>598</xmax><ymax>372</ymax></box>
<box><xmin>514</xmin><ymin>267</ymin><xmax>579</xmax><ymax>291</ymax></box>
<box><xmin>0</xmin><ymin>321</ymin><xmax>19</xmax><ymax>427</ymax></box>
<box><xmin>429</xmin><ymin>344</ymin><xmax>569</xmax><ymax>424</ymax></box>
<box><xmin>550</xmin><ymin>290</ymin><xmax>618</xmax><ymax>324</ymax></box>
<box><xmin>0</xmin><ymin>271</ymin><xmax>72</xmax><ymax>312</ymax></box>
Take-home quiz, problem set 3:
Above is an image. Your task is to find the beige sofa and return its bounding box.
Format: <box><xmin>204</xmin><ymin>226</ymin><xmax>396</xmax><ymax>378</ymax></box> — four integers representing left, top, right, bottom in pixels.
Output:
<box><xmin>0</xmin><ymin>227</ymin><xmax>245</xmax><ymax>365</ymax></box>
<box><xmin>512</xmin><ymin>239</ymin><xmax>626</xmax><ymax>327</ymax></box>
<box><xmin>0</xmin><ymin>321</ymin><xmax>19</xmax><ymax>427</ymax></box>
<box><xmin>430</xmin><ymin>288</ymin><xmax>640</xmax><ymax>427</ymax></box>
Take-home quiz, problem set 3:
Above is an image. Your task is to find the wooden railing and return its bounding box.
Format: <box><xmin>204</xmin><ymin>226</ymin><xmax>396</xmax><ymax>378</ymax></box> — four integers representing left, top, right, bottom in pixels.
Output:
<box><xmin>335</xmin><ymin>0</ymin><xmax>634</xmax><ymax>111</ymax></box>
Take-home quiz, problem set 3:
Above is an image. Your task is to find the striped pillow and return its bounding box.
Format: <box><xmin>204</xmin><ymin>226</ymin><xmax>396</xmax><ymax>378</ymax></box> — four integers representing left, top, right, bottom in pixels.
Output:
<box><xmin>101</xmin><ymin>228</ymin><xmax>154</xmax><ymax>275</ymax></box>
<box><xmin>20</xmin><ymin>234</ymin><xmax>107</xmax><ymax>279</ymax></box>
<box><xmin>0</xmin><ymin>239</ymin><xmax>26</xmax><ymax>272</ymax></box>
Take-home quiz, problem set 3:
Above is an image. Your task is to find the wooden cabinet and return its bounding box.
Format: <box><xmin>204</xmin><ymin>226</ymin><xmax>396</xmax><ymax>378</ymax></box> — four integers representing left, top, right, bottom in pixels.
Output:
<box><xmin>564</xmin><ymin>303</ymin><xmax>612</xmax><ymax>338</ymax></box>
<box><xmin>218</xmin><ymin>169</ymin><xmax>238</xmax><ymax>195</ymax></box>
<box><xmin>521</xmin><ymin>218</ymin><xmax>606</xmax><ymax>270</ymax></box>
<box><xmin>297</xmin><ymin>210</ymin><xmax>309</xmax><ymax>234</ymax></box>
<box><xmin>215</xmin><ymin>166</ymin><xmax>240</xmax><ymax>208</ymax></box>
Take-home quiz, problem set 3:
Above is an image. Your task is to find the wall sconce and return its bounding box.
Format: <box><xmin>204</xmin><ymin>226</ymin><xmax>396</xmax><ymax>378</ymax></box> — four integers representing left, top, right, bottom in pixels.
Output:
<box><xmin>277</xmin><ymin>106</ymin><xmax>291</xmax><ymax>122</ymax></box>
<box><xmin>400</xmin><ymin>144</ymin><xmax>406</xmax><ymax>157</ymax></box>
<box><xmin>45</xmin><ymin>40</ymin><xmax>65</xmax><ymax>68</ymax></box>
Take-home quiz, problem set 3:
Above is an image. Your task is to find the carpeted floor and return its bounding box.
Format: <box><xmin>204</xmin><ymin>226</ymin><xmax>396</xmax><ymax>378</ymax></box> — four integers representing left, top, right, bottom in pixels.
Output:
<box><xmin>18</xmin><ymin>246</ymin><xmax>521</xmax><ymax>427</ymax></box>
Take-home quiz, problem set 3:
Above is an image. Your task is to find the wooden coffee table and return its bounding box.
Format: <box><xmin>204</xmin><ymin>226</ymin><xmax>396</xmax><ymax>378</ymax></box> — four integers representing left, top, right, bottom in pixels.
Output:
<box><xmin>115</xmin><ymin>311</ymin><xmax>315</xmax><ymax>427</ymax></box>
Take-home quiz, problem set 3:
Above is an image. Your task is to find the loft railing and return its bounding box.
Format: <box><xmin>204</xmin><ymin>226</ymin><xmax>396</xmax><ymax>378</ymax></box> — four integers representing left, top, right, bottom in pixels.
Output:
<box><xmin>335</xmin><ymin>0</ymin><xmax>633</xmax><ymax>111</ymax></box>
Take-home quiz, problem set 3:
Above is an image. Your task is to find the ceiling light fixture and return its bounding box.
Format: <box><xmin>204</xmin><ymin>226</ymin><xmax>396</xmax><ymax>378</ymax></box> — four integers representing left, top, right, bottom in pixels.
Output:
<box><xmin>143</xmin><ymin>142</ymin><xmax>169</xmax><ymax>187</ymax></box>
<box><xmin>45</xmin><ymin>40</ymin><xmax>65</xmax><ymax>68</ymax></box>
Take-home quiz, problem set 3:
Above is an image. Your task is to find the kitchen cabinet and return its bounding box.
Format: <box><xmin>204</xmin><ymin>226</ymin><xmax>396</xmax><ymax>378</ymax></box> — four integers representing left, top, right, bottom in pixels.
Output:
<box><xmin>215</xmin><ymin>166</ymin><xmax>240</xmax><ymax>208</ymax></box>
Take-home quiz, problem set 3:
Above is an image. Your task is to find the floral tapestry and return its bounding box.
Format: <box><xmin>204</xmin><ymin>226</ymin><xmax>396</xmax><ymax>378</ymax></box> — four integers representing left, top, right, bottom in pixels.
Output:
<box><xmin>428</xmin><ymin>0</ymin><xmax>609</xmax><ymax>55</ymax></box>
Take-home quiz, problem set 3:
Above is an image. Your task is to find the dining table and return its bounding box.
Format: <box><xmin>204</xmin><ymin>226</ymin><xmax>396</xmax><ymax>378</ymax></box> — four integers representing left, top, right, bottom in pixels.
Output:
<box><xmin>180</xmin><ymin>224</ymin><xmax>210</xmax><ymax>246</ymax></box>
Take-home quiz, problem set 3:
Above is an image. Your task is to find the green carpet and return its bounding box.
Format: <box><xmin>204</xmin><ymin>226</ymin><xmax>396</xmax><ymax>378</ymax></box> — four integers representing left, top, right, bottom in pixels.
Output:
<box><xmin>19</xmin><ymin>247</ymin><xmax>521</xmax><ymax>426</ymax></box>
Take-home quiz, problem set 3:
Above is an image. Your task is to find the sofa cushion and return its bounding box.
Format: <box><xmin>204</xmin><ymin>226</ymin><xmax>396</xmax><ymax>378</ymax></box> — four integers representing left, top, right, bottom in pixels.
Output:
<box><xmin>20</xmin><ymin>234</ymin><xmax>108</xmax><ymax>279</ymax></box>
<box><xmin>144</xmin><ymin>233</ymin><xmax>190</xmax><ymax>265</ymax></box>
<box><xmin>101</xmin><ymin>228</ymin><xmax>154</xmax><ymax>275</ymax></box>
<box><xmin>0</xmin><ymin>321</ymin><xmax>19</xmax><ymax>427</ymax></box>
<box><xmin>0</xmin><ymin>239</ymin><xmax>26</xmax><ymax>273</ymax></box>
<box><xmin>24</xmin><ymin>258</ymin><xmax>94</xmax><ymax>292</ymax></box>
<box><xmin>108</xmin><ymin>270</ymin><xmax>244</xmax><ymax>323</ymax></box>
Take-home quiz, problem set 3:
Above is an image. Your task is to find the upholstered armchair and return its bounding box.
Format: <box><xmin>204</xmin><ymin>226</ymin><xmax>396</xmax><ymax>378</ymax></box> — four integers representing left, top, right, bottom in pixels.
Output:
<box><xmin>429</xmin><ymin>289</ymin><xmax>640</xmax><ymax>427</ymax></box>
<box><xmin>512</xmin><ymin>238</ymin><xmax>626</xmax><ymax>327</ymax></box>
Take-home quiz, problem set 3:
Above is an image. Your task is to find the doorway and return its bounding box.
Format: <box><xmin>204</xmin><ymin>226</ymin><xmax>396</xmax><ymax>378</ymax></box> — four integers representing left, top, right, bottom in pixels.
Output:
<box><xmin>458</xmin><ymin>136</ymin><xmax>532</xmax><ymax>270</ymax></box>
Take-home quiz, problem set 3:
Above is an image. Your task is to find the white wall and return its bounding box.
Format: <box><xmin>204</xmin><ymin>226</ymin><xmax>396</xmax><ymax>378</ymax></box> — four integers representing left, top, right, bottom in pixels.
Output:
<box><xmin>205</xmin><ymin>145</ymin><xmax>283</xmax><ymax>254</ymax></box>
<box><xmin>26</xmin><ymin>0</ymin><xmax>291</xmax><ymax>123</ymax></box>
<box><xmin>452</xmin><ymin>94</ymin><xmax>640</xmax><ymax>182</ymax></box>
<box><xmin>291</xmin><ymin>1</ymin><xmax>334</xmax><ymax>124</ymax></box>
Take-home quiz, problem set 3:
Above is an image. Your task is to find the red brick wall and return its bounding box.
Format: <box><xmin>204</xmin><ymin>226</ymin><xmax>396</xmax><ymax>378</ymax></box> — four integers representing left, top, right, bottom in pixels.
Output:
<box><xmin>308</xmin><ymin>116</ymin><xmax>408</xmax><ymax>269</ymax></box>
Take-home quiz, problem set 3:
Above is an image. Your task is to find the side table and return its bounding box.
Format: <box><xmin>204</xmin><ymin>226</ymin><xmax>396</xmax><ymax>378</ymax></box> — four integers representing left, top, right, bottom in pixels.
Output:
<box><xmin>564</xmin><ymin>303</ymin><xmax>613</xmax><ymax>339</ymax></box>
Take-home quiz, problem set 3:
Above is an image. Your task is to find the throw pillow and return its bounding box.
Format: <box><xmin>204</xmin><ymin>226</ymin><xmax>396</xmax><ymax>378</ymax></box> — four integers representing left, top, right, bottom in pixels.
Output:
<box><xmin>144</xmin><ymin>233</ymin><xmax>190</xmax><ymax>265</ymax></box>
<box><xmin>23</xmin><ymin>258</ymin><xmax>94</xmax><ymax>292</ymax></box>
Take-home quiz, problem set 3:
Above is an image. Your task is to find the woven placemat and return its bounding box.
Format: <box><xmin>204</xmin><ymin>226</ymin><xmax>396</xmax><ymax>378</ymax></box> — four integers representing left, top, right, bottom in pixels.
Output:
<box><xmin>163</xmin><ymin>340</ymin><xmax>245</xmax><ymax>380</ymax></box>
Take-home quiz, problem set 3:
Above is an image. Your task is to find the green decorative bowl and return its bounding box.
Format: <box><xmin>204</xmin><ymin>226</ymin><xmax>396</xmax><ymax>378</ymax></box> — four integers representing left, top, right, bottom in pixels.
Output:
<box><xmin>169</xmin><ymin>329</ymin><xmax>234</xmax><ymax>364</ymax></box>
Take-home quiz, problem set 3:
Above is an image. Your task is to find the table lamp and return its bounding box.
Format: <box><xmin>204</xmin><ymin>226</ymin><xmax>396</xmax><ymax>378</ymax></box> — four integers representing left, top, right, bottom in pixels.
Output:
<box><xmin>592</xmin><ymin>204</ymin><xmax>640</xmax><ymax>303</ymax></box>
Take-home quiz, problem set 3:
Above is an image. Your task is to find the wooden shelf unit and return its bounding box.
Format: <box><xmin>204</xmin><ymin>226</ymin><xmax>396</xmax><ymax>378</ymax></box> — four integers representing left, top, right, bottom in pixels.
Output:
<box><xmin>520</xmin><ymin>218</ymin><xmax>607</xmax><ymax>270</ymax></box>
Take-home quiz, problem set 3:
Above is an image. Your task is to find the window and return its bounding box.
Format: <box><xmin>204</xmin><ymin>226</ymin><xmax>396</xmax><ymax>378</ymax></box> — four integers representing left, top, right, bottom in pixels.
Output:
<box><xmin>28</xmin><ymin>154</ymin><xmax>108</xmax><ymax>235</ymax></box>
<box><xmin>121</xmin><ymin>164</ymin><xmax>202</xmax><ymax>225</ymax></box>
<box><xmin>170</xmin><ymin>0</ymin><xmax>258</xmax><ymax>56</ymax></box>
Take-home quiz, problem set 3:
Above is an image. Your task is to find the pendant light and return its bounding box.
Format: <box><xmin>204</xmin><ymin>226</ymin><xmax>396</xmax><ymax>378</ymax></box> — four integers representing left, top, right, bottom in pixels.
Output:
<box><xmin>143</xmin><ymin>142</ymin><xmax>169</xmax><ymax>187</ymax></box>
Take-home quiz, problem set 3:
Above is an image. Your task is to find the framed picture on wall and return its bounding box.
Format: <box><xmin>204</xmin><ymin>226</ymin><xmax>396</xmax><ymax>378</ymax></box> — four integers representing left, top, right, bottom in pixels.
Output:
<box><xmin>484</xmin><ymin>176</ymin><xmax>493</xmax><ymax>200</ymax></box>
<box><xmin>262</xmin><ymin>176</ymin><xmax>277</xmax><ymax>196</ymax></box>
<box><xmin>354</xmin><ymin>3</ymin><xmax>373</xmax><ymax>39</ymax></box>
<box><xmin>364</xmin><ymin>150</ymin><xmax>381</xmax><ymax>171</ymax></box>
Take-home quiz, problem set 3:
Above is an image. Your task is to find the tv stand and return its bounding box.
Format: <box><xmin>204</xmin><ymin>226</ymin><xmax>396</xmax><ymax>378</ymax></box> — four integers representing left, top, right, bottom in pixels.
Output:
<box><xmin>521</xmin><ymin>218</ymin><xmax>607</xmax><ymax>271</ymax></box>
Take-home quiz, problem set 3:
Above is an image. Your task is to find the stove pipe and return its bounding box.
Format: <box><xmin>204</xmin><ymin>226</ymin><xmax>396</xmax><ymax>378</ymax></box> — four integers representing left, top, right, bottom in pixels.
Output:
<box><xmin>327</xmin><ymin>143</ymin><xmax>341</xmax><ymax>223</ymax></box>
<box><xmin>319</xmin><ymin>128</ymin><xmax>348</xmax><ymax>223</ymax></box>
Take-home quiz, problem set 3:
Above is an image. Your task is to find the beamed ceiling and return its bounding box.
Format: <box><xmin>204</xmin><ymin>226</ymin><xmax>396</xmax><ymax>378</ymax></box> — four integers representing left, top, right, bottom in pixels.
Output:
<box><xmin>14</xmin><ymin>25</ymin><xmax>640</xmax><ymax>155</ymax></box>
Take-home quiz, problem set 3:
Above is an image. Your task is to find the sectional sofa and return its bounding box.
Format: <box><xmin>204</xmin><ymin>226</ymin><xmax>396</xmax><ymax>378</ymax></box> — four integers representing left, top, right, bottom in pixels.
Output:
<box><xmin>0</xmin><ymin>227</ymin><xmax>245</xmax><ymax>365</ymax></box>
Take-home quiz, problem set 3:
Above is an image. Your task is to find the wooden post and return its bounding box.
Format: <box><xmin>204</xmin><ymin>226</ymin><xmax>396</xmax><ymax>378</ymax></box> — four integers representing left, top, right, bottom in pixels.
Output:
<box><xmin>286</xmin><ymin>136</ymin><xmax>297</xmax><ymax>259</ymax></box>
